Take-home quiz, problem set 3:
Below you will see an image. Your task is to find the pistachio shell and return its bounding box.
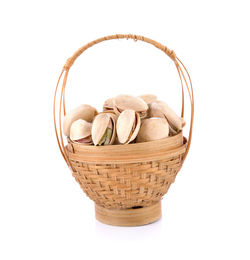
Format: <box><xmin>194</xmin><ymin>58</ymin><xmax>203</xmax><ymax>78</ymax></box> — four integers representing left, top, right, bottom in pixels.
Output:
<box><xmin>103</xmin><ymin>98</ymin><xmax>114</xmax><ymax>112</ymax></box>
<box><xmin>181</xmin><ymin>118</ymin><xmax>186</xmax><ymax>127</ymax></box>
<box><xmin>63</xmin><ymin>104</ymin><xmax>97</xmax><ymax>136</ymax></box>
<box><xmin>70</xmin><ymin>119</ymin><xmax>92</xmax><ymax>142</ymax></box>
<box><xmin>105</xmin><ymin>113</ymin><xmax>117</xmax><ymax>145</ymax></box>
<box><xmin>168</xmin><ymin>124</ymin><xmax>178</xmax><ymax>136</ymax></box>
<box><xmin>113</xmin><ymin>95</ymin><xmax>148</xmax><ymax>116</ymax></box>
<box><xmin>130</xmin><ymin>113</ymin><xmax>141</xmax><ymax>142</ymax></box>
<box><xmin>136</xmin><ymin>118</ymin><xmax>169</xmax><ymax>143</ymax></box>
<box><xmin>101</xmin><ymin>110</ymin><xmax>117</xmax><ymax>116</ymax></box>
<box><xmin>148</xmin><ymin>101</ymin><xmax>183</xmax><ymax>131</ymax></box>
<box><xmin>116</xmin><ymin>110</ymin><xmax>141</xmax><ymax>144</ymax></box>
<box><xmin>139</xmin><ymin>94</ymin><xmax>157</xmax><ymax>104</ymax></box>
<box><xmin>91</xmin><ymin>113</ymin><xmax>116</xmax><ymax>145</ymax></box>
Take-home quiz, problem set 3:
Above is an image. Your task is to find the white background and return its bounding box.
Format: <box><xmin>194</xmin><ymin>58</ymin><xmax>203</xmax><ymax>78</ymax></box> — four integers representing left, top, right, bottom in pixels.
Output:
<box><xmin>0</xmin><ymin>1</ymin><xmax>250</xmax><ymax>259</ymax></box>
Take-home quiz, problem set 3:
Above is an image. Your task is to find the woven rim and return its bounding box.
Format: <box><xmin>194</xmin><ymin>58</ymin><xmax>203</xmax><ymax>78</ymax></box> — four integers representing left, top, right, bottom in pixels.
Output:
<box><xmin>53</xmin><ymin>34</ymin><xmax>194</xmax><ymax>169</ymax></box>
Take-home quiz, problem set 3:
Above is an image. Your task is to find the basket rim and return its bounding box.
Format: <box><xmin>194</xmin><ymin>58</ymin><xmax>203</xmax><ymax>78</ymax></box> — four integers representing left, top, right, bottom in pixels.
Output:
<box><xmin>68</xmin><ymin>131</ymin><xmax>183</xmax><ymax>151</ymax></box>
<box><xmin>66</xmin><ymin>132</ymin><xmax>186</xmax><ymax>164</ymax></box>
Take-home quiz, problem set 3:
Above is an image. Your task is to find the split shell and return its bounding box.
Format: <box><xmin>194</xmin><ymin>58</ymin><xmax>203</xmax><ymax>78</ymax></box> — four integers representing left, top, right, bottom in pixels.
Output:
<box><xmin>63</xmin><ymin>104</ymin><xmax>97</xmax><ymax>136</ymax></box>
<box><xmin>91</xmin><ymin>113</ymin><xmax>117</xmax><ymax>145</ymax></box>
<box><xmin>136</xmin><ymin>118</ymin><xmax>169</xmax><ymax>143</ymax></box>
<box><xmin>70</xmin><ymin>119</ymin><xmax>92</xmax><ymax>141</ymax></box>
<box><xmin>148</xmin><ymin>101</ymin><xmax>183</xmax><ymax>131</ymax></box>
<box><xmin>116</xmin><ymin>110</ymin><xmax>141</xmax><ymax>144</ymax></box>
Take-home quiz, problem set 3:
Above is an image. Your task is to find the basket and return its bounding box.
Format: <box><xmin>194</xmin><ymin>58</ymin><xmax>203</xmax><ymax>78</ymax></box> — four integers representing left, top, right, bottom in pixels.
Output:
<box><xmin>53</xmin><ymin>34</ymin><xmax>194</xmax><ymax>226</ymax></box>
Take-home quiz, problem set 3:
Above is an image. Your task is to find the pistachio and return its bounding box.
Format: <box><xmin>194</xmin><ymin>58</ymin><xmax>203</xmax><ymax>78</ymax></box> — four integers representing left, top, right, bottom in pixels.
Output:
<box><xmin>136</xmin><ymin>118</ymin><xmax>169</xmax><ymax>143</ymax></box>
<box><xmin>113</xmin><ymin>95</ymin><xmax>148</xmax><ymax>118</ymax></box>
<box><xmin>116</xmin><ymin>110</ymin><xmax>141</xmax><ymax>144</ymax></box>
<box><xmin>70</xmin><ymin>119</ymin><xmax>92</xmax><ymax>144</ymax></box>
<box><xmin>91</xmin><ymin>113</ymin><xmax>117</xmax><ymax>145</ymax></box>
<box><xmin>181</xmin><ymin>118</ymin><xmax>186</xmax><ymax>127</ymax></box>
<box><xmin>139</xmin><ymin>94</ymin><xmax>157</xmax><ymax>104</ymax></box>
<box><xmin>103</xmin><ymin>98</ymin><xmax>114</xmax><ymax>112</ymax></box>
<box><xmin>64</xmin><ymin>94</ymin><xmax>184</xmax><ymax>146</ymax></box>
<box><xmin>148</xmin><ymin>101</ymin><xmax>183</xmax><ymax>132</ymax></box>
<box><xmin>63</xmin><ymin>104</ymin><xmax>98</xmax><ymax>136</ymax></box>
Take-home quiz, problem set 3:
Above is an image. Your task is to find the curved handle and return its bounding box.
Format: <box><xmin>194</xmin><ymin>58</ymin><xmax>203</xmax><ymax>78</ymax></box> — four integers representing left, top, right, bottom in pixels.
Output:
<box><xmin>53</xmin><ymin>34</ymin><xmax>194</xmax><ymax>168</ymax></box>
<box><xmin>63</xmin><ymin>34</ymin><xmax>177</xmax><ymax>70</ymax></box>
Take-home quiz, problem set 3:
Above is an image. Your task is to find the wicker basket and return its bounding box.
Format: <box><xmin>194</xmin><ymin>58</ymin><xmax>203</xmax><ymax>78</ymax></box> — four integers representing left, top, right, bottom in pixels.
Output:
<box><xmin>53</xmin><ymin>34</ymin><xmax>194</xmax><ymax>226</ymax></box>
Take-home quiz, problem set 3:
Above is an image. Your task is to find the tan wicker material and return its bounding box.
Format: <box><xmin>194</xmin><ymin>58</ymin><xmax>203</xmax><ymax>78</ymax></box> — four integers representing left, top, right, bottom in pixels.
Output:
<box><xmin>95</xmin><ymin>201</ymin><xmax>162</xmax><ymax>226</ymax></box>
<box><xmin>66</xmin><ymin>133</ymin><xmax>185</xmax><ymax>209</ymax></box>
<box><xmin>53</xmin><ymin>34</ymin><xmax>194</xmax><ymax>223</ymax></box>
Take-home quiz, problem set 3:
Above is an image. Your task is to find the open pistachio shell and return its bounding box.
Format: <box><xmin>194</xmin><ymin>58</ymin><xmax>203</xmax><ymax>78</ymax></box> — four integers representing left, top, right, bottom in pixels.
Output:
<box><xmin>70</xmin><ymin>119</ymin><xmax>92</xmax><ymax>144</ymax></box>
<box><xmin>103</xmin><ymin>98</ymin><xmax>114</xmax><ymax>112</ymax></box>
<box><xmin>116</xmin><ymin>110</ymin><xmax>141</xmax><ymax>144</ymax></box>
<box><xmin>139</xmin><ymin>94</ymin><xmax>157</xmax><ymax>104</ymax></box>
<box><xmin>113</xmin><ymin>95</ymin><xmax>148</xmax><ymax>118</ymax></box>
<box><xmin>148</xmin><ymin>101</ymin><xmax>183</xmax><ymax>131</ymax></box>
<box><xmin>63</xmin><ymin>104</ymin><xmax>97</xmax><ymax>137</ymax></box>
<box><xmin>91</xmin><ymin>113</ymin><xmax>116</xmax><ymax>145</ymax></box>
<box><xmin>136</xmin><ymin>118</ymin><xmax>169</xmax><ymax>143</ymax></box>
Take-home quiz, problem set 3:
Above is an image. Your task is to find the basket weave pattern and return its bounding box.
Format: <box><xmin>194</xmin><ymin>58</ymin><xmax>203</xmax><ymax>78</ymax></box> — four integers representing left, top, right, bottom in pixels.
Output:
<box><xmin>70</xmin><ymin>154</ymin><xmax>183</xmax><ymax>209</ymax></box>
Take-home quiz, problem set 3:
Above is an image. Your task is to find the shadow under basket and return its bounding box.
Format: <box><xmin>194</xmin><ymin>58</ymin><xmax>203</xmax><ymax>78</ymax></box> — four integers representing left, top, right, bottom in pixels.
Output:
<box><xmin>54</xmin><ymin>34</ymin><xmax>194</xmax><ymax>226</ymax></box>
<box><xmin>66</xmin><ymin>132</ymin><xmax>187</xmax><ymax>226</ymax></box>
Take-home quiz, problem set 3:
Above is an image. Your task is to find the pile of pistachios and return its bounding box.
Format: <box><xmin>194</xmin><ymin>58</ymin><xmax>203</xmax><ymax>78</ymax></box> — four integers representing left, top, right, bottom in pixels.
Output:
<box><xmin>63</xmin><ymin>94</ymin><xmax>185</xmax><ymax>145</ymax></box>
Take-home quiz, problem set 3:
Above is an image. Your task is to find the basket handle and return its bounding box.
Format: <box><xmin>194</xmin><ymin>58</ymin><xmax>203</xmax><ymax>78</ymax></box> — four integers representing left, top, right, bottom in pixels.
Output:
<box><xmin>53</xmin><ymin>34</ymin><xmax>194</xmax><ymax>168</ymax></box>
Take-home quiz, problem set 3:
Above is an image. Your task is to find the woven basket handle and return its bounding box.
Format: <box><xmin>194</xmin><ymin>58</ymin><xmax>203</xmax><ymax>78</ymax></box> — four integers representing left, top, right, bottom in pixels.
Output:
<box><xmin>53</xmin><ymin>34</ymin><xmax>194</xmax><ymax>168</ymax></box>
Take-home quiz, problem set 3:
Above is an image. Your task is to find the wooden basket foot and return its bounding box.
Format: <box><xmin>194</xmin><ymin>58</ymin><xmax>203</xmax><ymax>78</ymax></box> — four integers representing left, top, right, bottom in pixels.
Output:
<box><xmin>95</xmin><ymin>201</ymin><xmax>162</xmax><ymax>227</ymax></box>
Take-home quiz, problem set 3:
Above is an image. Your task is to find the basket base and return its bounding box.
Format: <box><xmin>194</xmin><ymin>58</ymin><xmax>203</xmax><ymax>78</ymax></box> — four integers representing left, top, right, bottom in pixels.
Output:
<box><xmin>95</xmin><ymin>201</ymin><xmax>162</xmax><ymax>227</ymax></box>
